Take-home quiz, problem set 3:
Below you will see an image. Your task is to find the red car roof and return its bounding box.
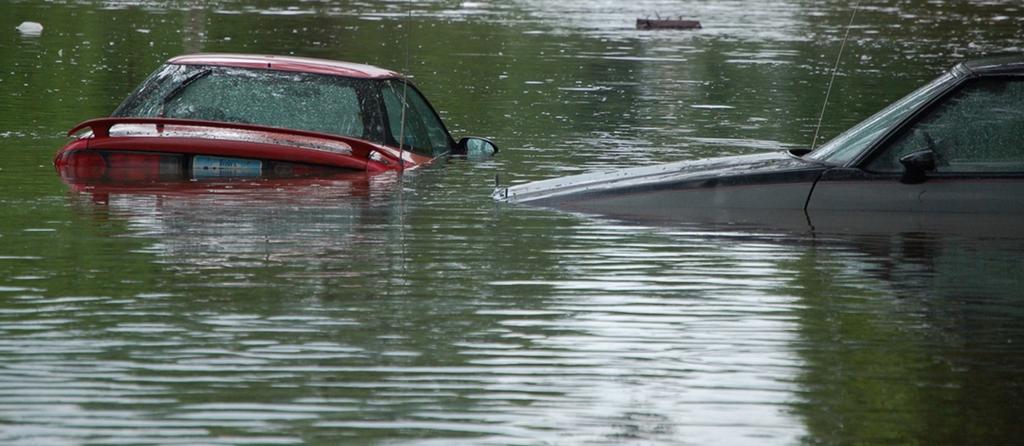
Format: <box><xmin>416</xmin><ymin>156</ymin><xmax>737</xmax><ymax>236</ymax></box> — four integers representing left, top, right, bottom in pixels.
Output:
<box><xmin>167</xmin><ymin>53</ymin><xmax>402</xmax><ymax>79</ymax></box>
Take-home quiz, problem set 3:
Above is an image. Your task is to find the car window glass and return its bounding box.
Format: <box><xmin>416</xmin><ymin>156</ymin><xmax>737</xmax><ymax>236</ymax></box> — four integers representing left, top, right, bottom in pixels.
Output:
<box><xmin>805</xmin><ymin>72</ymin><xmax>954</xmax><ymax>165</ymax></box>
<box><xmin>166</xmin><ymin>70</ymin><xmax>366</xmax><ymax>137</ymax></box>
<box><xmin>866</xmin><ymin>77</ymin><xmax>1024</xmax><ymax>173</ymax></box>
<box><xmin>116</xmin><ymin>65</ymin><xmax>382</xmax><ymax>142</ymax></box>
<box><xmin>381</xmin><ymin>81</ymin><xmax>451</xmax><ymax>156</ymax></box>
<box><xmin>112</xmin><ymin>63</ymin><xmax>188</xmax><ymax>115</ymax></box>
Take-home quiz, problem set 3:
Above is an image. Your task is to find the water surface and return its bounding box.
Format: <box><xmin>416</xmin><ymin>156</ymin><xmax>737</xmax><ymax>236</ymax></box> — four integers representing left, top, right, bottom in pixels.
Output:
<box><xmin>2</xmin><ymin>0</ymin><xmax>1023</xmax><ymax>444</ymax></box>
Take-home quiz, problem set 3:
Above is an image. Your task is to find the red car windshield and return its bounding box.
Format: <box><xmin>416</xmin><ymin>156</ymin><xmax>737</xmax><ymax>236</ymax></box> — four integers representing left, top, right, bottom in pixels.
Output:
<box><xmin>113</xmin><ymin>63</ymin><xmax>454</xmax><ymax>156</ymax></box>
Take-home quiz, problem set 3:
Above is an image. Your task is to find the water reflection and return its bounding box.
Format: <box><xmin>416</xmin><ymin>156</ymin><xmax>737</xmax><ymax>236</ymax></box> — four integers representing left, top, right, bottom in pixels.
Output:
<box><xmin>4</xmin><ymin>174</ymin><xmax>1024</xmax><ymax>444</ymax></box>
<box><xmin>784</xmin><ymin>231</ymin><xmax>1024</xmax><ymax>444</ymax></box>
<box><xmin>485</xmin><ymin>222</ymin><xmax>809</xmax><ymax>444</ymax></box>
<box><xmin>66</xmin><ymin>172</ymin><xmax>405</xmax><ymax>274</ymax></box>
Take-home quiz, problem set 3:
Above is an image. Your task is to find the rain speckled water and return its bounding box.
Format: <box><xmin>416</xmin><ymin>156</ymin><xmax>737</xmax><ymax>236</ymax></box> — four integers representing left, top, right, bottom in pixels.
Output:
<box><xmin>2</xmin><ymin>0</ymin><xmax>1024</xmax><ymax>444</ymax></box>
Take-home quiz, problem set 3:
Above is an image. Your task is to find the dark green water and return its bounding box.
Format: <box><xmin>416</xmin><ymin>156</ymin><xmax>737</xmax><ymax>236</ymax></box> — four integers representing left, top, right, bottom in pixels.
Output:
<box><xmin>2</xmin><ymin>0</ymin><xmax>1024</xmax><ymax>444</ymax></box>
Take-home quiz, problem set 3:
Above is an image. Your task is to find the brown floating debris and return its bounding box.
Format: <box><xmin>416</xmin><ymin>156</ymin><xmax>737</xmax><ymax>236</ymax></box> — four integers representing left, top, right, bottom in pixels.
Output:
<box><xmin>636</xmin><ymin>17</ymin><xmax>701</xmax><ymax>30</ymax></box>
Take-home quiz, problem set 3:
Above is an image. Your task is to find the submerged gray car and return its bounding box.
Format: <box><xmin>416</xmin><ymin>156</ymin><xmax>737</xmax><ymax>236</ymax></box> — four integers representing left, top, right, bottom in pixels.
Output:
<box><xmin>494</xmin><ymin>55</ymin><xmax>1024</xmax><ymax>225</ymax></box>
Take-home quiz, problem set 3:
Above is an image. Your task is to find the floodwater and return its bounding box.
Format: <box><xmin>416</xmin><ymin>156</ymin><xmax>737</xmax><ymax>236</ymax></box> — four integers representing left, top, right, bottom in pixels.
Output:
<box><xmin>2</xmin><ymin>0</ymin><xmax>1023</xmax><ymax>444</ymax></box>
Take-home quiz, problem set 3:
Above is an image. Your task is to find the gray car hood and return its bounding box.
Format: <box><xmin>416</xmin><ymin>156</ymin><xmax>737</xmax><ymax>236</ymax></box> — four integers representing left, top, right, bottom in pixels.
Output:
<box><xmin>493</xmin><ymin>151</ymin><xmax>818</xmax><ymax>204</ymax></box>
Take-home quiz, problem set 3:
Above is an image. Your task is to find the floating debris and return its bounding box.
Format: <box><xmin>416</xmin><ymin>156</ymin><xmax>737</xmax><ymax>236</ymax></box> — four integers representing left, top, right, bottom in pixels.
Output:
<box><xmin>636</xmin><ymin>17</ymin><xmax>701</xmax><ymax>30</ymax></box>
<box><xmin>16</xmin><ymin>21</ymin><xmax>43</xmax><ymax>37</ymax></box>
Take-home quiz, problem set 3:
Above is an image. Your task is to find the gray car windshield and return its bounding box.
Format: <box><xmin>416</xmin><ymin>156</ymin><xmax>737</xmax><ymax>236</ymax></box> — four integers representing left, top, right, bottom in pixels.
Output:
<box><xmin>113</xmin><ymin>64</ymin><xmax>387</xmax><ymax>144</ymax></box>
<box><xmin>804</xmin><ymin>72</ymin><xmax>955</xmax><ymax>165</ymax></box>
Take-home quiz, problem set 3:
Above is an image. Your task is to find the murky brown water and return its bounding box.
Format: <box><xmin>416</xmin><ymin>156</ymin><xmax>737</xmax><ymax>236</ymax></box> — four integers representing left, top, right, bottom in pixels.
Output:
<box><xmin>2</xmin><ymin>0</ymin><xmax>1023</xmax><ymax>444</ymax></box>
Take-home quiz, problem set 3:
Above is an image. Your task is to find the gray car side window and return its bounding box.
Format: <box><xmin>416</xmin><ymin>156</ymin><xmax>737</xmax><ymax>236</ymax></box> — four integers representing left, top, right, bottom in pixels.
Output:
<box><xmin>866</xmin><ymin>77</ymin><xmax>1024</xmax><ymax>173</ymax></box>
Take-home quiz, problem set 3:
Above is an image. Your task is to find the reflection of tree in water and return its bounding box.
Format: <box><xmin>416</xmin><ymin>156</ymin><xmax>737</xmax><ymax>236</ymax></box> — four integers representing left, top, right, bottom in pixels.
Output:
<box><xmin>785</xmin><ymin>232</ymin><xmax>1024</xmax><ymax>444</ymax></box>
<box><xmin>183</xmin><ymin>3</ymin><xmax>206</xmax><ymax>54</ymax></box>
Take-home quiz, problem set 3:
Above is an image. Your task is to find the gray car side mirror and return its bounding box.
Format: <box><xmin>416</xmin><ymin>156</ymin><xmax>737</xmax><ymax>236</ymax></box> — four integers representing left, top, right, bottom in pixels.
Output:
<box><xmin>899</xmin><ymin>149</ymin><xmax>936</xmax><ymax>184</ymax></box>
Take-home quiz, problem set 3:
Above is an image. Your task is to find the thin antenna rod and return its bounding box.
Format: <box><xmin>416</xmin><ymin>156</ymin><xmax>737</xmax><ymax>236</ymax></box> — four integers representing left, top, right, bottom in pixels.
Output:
<box><xmin>811</xmin><ymin>0</ymin><xmax>861</xmax><ymax>150</ymax></box>
<box><xmin>397</xmin><ymin>0</ymin><xmax>412</xmax><ymax>169</ymax></box>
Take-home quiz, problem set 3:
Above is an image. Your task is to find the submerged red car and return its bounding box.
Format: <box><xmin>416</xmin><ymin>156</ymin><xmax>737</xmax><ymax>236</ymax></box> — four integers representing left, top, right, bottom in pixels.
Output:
<box><xmin>55</xmin><ymin>54</ymin><xmax>497</xmax><ymax>183</ymax></box>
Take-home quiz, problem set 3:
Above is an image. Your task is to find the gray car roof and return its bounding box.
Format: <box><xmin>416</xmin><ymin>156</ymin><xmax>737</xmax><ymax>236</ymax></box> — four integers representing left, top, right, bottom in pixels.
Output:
<box><xmin>961</xmin><ymin>54</ymin><xmax>1024</xmax><ymax>75</ymax></box>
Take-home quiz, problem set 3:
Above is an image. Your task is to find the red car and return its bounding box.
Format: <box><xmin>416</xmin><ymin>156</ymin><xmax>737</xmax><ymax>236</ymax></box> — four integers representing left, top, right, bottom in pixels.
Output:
<box><xmin>55</xmin><ymin>53</ymin><xmax>497</xmax><ymax>184</ymax></box>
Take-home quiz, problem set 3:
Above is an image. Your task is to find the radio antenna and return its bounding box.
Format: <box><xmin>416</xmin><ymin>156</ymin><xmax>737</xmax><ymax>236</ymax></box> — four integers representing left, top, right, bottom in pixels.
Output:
<box><xmin>810</xmin><ymin>0</ymin><xmax>862</xmax><ymax>150</ymax></box>
<box><xmin>397</xmin><ymin>0</ymin><xmax>413</xmax><ymax>169</ymax></box>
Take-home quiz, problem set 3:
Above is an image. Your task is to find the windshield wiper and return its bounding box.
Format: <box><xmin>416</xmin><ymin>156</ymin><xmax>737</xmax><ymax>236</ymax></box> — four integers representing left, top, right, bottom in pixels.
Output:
<box><xmin>158</xmin><ymin>68</ymin><xmax>212</xmax><ymax>116</ymax></box>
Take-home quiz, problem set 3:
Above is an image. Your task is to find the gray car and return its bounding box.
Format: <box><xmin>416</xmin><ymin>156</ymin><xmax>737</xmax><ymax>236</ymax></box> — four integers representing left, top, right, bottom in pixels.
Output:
<box><xmin>494</xmin><ymin>55</ymin><xmax>1024</xmax><ymax>227</ymax></box>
